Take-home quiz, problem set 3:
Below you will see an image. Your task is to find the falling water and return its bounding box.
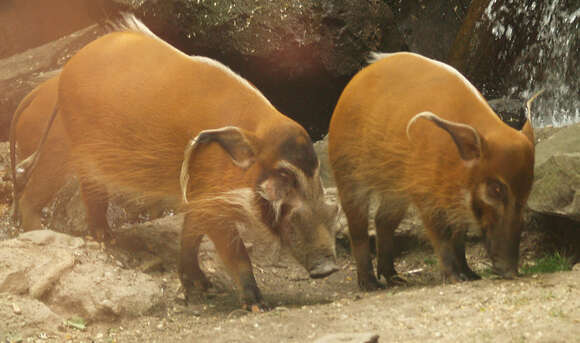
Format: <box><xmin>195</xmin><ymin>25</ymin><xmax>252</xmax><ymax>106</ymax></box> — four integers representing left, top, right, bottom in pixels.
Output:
<box><xmin>486</xmin><ymin>0</ymin><xmax>579</xmax><ymax>127</ymax></box>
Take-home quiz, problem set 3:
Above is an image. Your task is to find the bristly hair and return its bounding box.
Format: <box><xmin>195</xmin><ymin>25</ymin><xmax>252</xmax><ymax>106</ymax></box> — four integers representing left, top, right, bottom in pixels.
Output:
<box><xmin>106</xmin><ymin>12</ymin><xmax>157</xmax><ymax>38</ymax></box>
<box><xmin>367</xmin><ymin>52</ymin><xmax>394</xmax><ymax>65</ymax></box>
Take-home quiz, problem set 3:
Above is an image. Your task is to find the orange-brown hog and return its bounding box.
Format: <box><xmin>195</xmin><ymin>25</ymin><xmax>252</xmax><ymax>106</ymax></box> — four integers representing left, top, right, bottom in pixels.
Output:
<box><xmin>9</xmin><ymin>75</ymin><xmax>169</xmax><ymax>231</ymax></box>
<box><xmin>28</xmin><ymin>15</ymin><xmax>338</xmax><ymax>310</ymax></box>
<box><xmin>328</xmin><ymin>52</ymin><xmax>535</xmax><ymax>290</ymax></box>
<box><xmin>9</xmin><ymin>75</ymin><xmax>72</xmax><ymax>231</ymax></box>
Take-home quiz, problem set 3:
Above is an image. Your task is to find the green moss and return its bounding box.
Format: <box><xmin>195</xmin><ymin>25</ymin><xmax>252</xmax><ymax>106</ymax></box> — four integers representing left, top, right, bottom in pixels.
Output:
<box><xmin>423</xmin><ymin>257</ymin><xmax>437</xmax><ymax>266</ymax></box>
<box><xmin>521</xmin><ymin>252</ymin><xmax>572</xmax><ymax>275</ymax></box>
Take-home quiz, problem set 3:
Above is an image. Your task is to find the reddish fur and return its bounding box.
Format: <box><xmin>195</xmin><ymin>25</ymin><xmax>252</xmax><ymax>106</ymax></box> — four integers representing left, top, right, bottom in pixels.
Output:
<box><xmin>12</xmin><ymin>76</ymin><xmax>71</xmax><ymax>230</ymax></box>
<box><xmin>11</xmin><ymin>75</ymin><xmax>168</xmax><ymax>231</ymax></box>
<box><xmin>51</xmin><ymin>25</ymin><xmax>336</xmax><ymax>309</ymax></box>
<box><xmin>329</xmin><ymin>52</ymin><xmax>534</xmax><ymax>288</ymax></box>
<box><xmin>58</xmin><ymin>31</ymin><xmax>300</xmax><ymax>204</ymax></box>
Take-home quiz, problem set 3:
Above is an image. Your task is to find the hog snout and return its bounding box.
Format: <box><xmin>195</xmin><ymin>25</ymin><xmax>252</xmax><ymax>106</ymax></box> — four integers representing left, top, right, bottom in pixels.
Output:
<box><xmin>308</xmin><ymin>258</ymin><xmax>339</xmax><ymax>278</ymax></box>
<box><xmin>491</xmin><ymin>260</ymin><xmax>519</xmax><ymax>279</ymax></box>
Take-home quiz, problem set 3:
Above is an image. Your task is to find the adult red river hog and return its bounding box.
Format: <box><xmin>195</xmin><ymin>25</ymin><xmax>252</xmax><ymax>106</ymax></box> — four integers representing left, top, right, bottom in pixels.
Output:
<box><xmin>9</xmin><ymin>75</ymin><xmax>69</xmax><ymax>231</ymax></box>
<box><xmin>22</xmin><ymin>15</ymin><xmax>338</xmax><ymax>311</ymax></box>
<box><xmin>328</xmin><ymin>52</ymin><xmax>536</xmax><ymax>290</ymax></box>
<box><xmin>9</xmin><ymin>75</ymin><xmax>168</xmax><ymax>231</ymax></box>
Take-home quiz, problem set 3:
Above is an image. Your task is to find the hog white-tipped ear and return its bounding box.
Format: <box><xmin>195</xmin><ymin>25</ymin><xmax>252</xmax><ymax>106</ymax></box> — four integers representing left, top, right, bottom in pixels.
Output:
<box><xmin>180</xmin><ymin>126</ymin><xmax>259</xmax><ymax>203</ymax></box>
<box><xmin>407</xmin><ymin>111</ymin><xmax>483</xmax><ymax>162</ymax></box>
<box><xmin>521</xmin><ymin>89</ymin><xmax>544</xmax><ymax>144</ymax></box>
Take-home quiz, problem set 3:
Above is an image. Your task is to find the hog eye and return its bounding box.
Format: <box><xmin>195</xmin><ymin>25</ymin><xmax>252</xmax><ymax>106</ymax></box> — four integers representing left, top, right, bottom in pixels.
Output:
<box><xmin>486</xmin><ymin>178</ymin><xmax>506</xmax><ymax>201</ymax></box>
<box><xmin>276</xmin><ymin>168</ymin><xmax>296</xmax><ymax>185</ymax></box>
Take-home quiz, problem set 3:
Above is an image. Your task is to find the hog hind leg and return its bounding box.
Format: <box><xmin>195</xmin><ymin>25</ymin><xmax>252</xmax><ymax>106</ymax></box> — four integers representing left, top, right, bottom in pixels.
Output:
<box><xmin>339</xmin><ymin>185</ymin><xmax>383</xmax><ymax>291</ymax></box>
<box><xmin>373</xmin><ymin>195</ymin><xmax>409</xmax><ymax>285</ymax></box>
<box><xmin>80</xmin><ymin>179</ymin><xmax>113</xmax><ymax>241</ymax></box>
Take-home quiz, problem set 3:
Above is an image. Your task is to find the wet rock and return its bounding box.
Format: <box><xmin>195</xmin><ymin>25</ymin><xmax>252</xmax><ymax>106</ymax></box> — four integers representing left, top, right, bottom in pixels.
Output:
<box><xmin>314</xmin><ymin>333</ymin><xmax>379</xmax><ymax>343</ymax></box>
<box><xmin>448</xmin><ymin>0</ymin><xmax>545</xmax><ymax>97</ymax></box>
<box><xmin>528</xmin><ymin>123</ymin><xmax>580</xmax><ymax>221</ymax></box>
<box><xmin>0</xmin><ymin>230</ymin><xmax>163</xmax><ymax>322</ymax></box>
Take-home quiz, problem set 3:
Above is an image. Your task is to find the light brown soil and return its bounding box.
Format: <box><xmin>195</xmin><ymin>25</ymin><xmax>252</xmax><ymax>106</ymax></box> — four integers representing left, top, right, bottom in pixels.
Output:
<box><xmin>1</xmin><ymin>212</ymin><xmax>579</xmax><ymax>343</ymax></box>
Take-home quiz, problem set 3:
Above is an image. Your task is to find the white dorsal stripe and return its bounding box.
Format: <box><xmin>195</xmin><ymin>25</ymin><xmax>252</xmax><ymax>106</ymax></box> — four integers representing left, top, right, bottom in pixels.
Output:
<box><xmin>368</xmin><ymin>52</ymin><xmax>487</xmax><ymax>104</ymax></box>
<box><xmin>113</xmin><ymin>13</ymin><xmax>273</xmax><ymax>107</ymax></box>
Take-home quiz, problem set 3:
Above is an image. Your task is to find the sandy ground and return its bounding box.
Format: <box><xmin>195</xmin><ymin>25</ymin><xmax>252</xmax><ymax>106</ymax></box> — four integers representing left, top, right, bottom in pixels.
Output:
<box><xmin>1</xmin><ymin>212</ymin><xmax>578</xmax><ymax>343</ymax></box>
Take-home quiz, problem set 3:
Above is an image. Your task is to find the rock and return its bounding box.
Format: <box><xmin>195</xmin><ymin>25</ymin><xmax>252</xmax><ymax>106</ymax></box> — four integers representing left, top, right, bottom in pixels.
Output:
<box><xmin>0</xmin><ymin>24</ymin><xmax>108</xmax><ymax>140</ymax></box>
<box><xmin>487</xmin><ymin>98</ymin><xmax>527</xmax><ymax>130</ymax></box>
<box><xmin>113</xmin><ymin>215</ymin><xmax>183</xmax><ymax>269</ymax></box>
<box><xmin>528</xmin><ymin>153</ymin><xmax>580</xmax><ymax>221</ymax></box>
<box><xmin>314</xmin><ymin>135</ymin><xmax>334</xmax><ymax>187</ymax></box>
<box><xmin>118</xmin><ymin>0</ymin><xmax>406</xmax><ymax>138</ymax></box>
<box><xmin>386</xmin><ymin>0</ymin><xmax>469</xmax><ymax>61</ymax></box>
<box><xmin>528</xmin><ymin>123</ymin><xmax>580</xmax><ymax>221</ymax></box>
<box><xmin>47</xmin><ymin>261</ymin><xmax>160</xmax><ymax>320</ymax></box>
<box><xmin>534</xmin><ymin>126</ymin><xmax>562</xmax><ymax>145</ymax></box>
<box><xmin>42</xmin><ymin>178</ymin><xmax>87</xmax><ymax>236</ymax></box>
<box><xmin>18</xmin><ymin>230</ymin><xmax>84</xmax><ymax>249</ymax></box>
<box><xmin>448</xmin><ymin>0</ymin><xmax>545</xmax><ymax>97</ymax></box>
<box><xmin>314</xmin><ymin>333</ymin><xmax>379</xmax><ymax>343</ymax></box>
<box><xmin>0</xmin><ymin>230</ymin><xmax>163</xmax><ymax>322</ymax></box>
<box><xmin>0</xmin><ymin>294</ymin><xmax>62</xmax><ymax>338</ymax></box>
<box><xmin>449</xmin><ymin>0</ymin><xmax>578</xmax><ymax>128</ymax></box>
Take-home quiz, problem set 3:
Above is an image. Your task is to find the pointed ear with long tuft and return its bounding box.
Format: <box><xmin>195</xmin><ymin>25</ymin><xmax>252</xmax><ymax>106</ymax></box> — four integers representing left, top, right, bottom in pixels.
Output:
<box><xmin>180</xmin><ymin>126</ymin><xmax>260</xmax><ymax>203</ymax></box>
<box><xmin>521</xmin><ymin>120</ymin><xmax>534</xmax><ymax>144</ymax></box>
<box><xmin>407</xmin><ymin>111</ymin><xmax>483</xmax><ymax>163</ymax></box>
<box><xmin>521</xmin><ymin>89</ymin><xmax>544</xmax><ymax>144</ymax></box>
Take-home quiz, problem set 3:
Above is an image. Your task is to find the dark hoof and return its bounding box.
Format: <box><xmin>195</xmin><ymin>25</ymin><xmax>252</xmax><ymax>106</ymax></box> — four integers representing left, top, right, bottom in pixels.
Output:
<box><xmin>358</xmin><ymin>275</ymin><xmax>385</xmax><ymax>291</ymax></box>
<box><xmin>466</xmin><ymin>271</ymin><xmax>482</xmax><ymax>281</ymax></box>
<box><xmin>386</xmin><ymin>274</ymin><xmax>408</xmax><ymax>286</ymax></box>
<box><xmin>442</xmin><ymin>270</ymin><xmax>480</xmax><ymax>284</ymax></box>
<box><xmin>180</xmin><ymin>273</ymin><xmax>214</xmax><ymax>298</ymax></box>
<box><xmin>492</xmin><ymin>267</ymin><xmax>518</xmax><ymax>279</ymax></box>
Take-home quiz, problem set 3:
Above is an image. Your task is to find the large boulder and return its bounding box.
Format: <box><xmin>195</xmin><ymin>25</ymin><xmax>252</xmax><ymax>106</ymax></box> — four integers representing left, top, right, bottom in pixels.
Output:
<box><xmin>528</xmin><ymin>123</ymin><xmax>580</xmax><ymax>221</ymax></box>
<box><xmin>0</xmin><ymin>1</ymin><xmax>406</xmax><ymax>141</ymax></box>
<box><xmin>384</xmin><ymin>0</ymin><xmax>469</xmax><ymax>61</ymax></box>
<box><xmin>110</xmin><ymin>0</ymin><xmax>407</xmax><ymax>138</ymax></box>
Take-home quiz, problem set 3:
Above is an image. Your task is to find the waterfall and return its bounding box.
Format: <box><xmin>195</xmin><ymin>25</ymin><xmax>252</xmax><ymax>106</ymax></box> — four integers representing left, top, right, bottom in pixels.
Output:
<box><xmin>486</xmin><ymin>0</ymin><xmax>579</xmax><ymax>127</ymax></box>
